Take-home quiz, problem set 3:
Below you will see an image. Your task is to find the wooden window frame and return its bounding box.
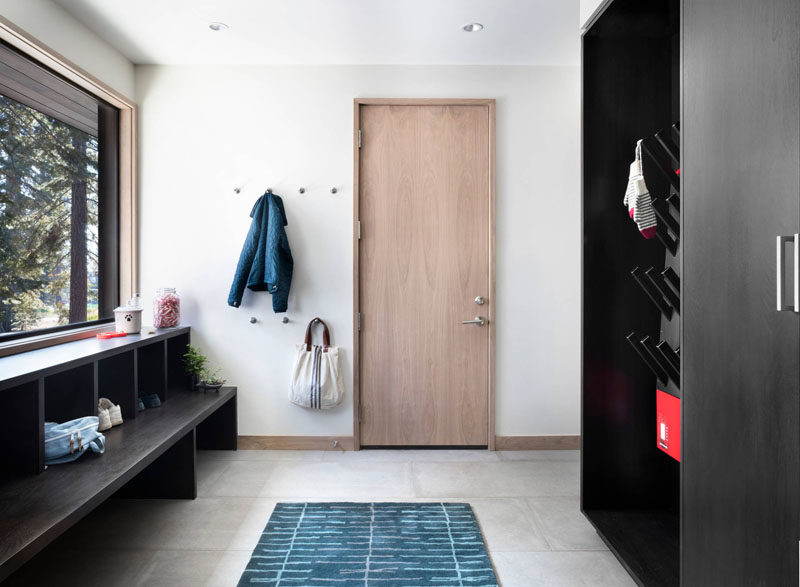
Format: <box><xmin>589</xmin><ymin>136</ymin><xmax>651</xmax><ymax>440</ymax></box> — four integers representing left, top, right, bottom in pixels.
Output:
<box><xmin>0</xmin><ymin>16</ymin><xmax>137</xmax><ymax>357</ymax></box>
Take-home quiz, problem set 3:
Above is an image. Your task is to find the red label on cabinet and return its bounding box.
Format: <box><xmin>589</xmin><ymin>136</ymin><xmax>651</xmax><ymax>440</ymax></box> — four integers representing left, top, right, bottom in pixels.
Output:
<box><xmin>656</xmin><ymin>389</ymin><xmax>680</xmax><ymax>461</ymax></box>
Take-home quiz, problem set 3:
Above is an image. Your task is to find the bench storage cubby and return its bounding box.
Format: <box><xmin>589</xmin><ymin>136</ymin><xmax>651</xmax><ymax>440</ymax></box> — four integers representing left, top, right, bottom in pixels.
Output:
<box><xmin>0</xmin><ymin>327</ymin><xmax>237</xmax><ymax>581</ymax></box>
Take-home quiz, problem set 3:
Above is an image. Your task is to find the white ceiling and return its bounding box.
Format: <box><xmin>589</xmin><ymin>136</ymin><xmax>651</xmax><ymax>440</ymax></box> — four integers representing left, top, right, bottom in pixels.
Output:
<box><xmin>52</xmin><ymin>0</ymin><xmax>580</xmax><ymax>66</ymax></box>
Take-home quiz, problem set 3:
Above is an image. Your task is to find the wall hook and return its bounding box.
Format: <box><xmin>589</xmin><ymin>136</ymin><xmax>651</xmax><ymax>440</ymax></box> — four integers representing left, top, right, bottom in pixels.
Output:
<box><xmin>298</xmin><ymin>187</ymin><xmax>305</xmax><ymax>194</ymax></box>
<box><xmin>266</xmin><ymin>187</ymin><xmax>273</xmax><ymax>194</ymax></box>
<box><xmin>233</xmin><ymin>187</ymin><xmax>241</xmax><ymax>194</ymax></box>
<box><xmin>330</xmin><ymin>186</ymin><xmax>338</xmax><ymax>195</ymax></box>
<box><xmin>249</xmin><ymin>317</ymin><xmax>257</xmax><ymax>324</ymax></box>
<box><xmin>281</xmin><ymin>317</ymin><xmax>289</xmax><ymax>324</ymax></box>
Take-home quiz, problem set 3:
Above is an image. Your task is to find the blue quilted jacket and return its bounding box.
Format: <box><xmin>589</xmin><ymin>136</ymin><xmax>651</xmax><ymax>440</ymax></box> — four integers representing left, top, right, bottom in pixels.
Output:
<box><xmin>228</xmin><ymin>192</ymin><xmax>293</xmax><ymax>312</ymax></box>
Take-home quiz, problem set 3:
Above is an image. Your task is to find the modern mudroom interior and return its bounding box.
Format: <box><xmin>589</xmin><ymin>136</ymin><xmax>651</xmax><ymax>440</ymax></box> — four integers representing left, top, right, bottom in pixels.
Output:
<box><xmin>0</xmin><ymin>0</ymin><xmax>797</xmax><ymax>585</ymax></box>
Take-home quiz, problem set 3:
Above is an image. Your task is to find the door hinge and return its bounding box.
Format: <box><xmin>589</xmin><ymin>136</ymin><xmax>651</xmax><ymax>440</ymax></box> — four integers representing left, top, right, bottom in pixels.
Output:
<box><xmin>357</xmin><ymin>129</ymin><xmax>362</xmax><ymax>149</ymax></box>
<box><xmin>357</xmin><ymin>312</ymin><xmax>361</xmax><ymax>332</ymax></box>
<box><xmin>357</xmin><ymin>220</ymin><xmax>361</xmax><ymax>240</ymax></box>
<box><xmin>358</xmin><ymin>404</ymin><xmax>363</xmax><ymax>423</ymax></box>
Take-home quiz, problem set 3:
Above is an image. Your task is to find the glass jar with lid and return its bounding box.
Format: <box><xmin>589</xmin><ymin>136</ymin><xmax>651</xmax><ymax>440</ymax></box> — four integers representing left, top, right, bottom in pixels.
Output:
<box><xmin>153</xmin><ymin>287</ymin><xmax>180</xmax><ymax>328</ymax></box>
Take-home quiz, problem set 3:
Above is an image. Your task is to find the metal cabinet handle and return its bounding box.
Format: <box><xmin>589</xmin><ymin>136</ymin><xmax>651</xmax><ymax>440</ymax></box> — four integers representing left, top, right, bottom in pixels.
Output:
<box><xmin>776</xmin><ymin>234</ymin><xmax>799</xmax><ymax>312</ymax></box>
<box><xmin>461</xmin><ymin>316</ymin><xmax>486</xmax><ymax>326</ymax></box>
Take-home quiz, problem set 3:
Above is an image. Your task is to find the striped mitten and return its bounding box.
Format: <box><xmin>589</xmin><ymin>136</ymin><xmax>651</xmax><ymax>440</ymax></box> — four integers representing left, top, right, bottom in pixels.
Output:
<box><xmin>624</xmin><ymin>141</ymin><xmax>645</xmax><ymax>218</ymax></box>
<box><xmin>624</xmin><ymin>157</ymin><xmax>643</xmax><ymax>219</ymax></box>
<box><xmin>632</xmin><ymin>178</ymin><xmax>657</xmax><ymax>239</ymax></box>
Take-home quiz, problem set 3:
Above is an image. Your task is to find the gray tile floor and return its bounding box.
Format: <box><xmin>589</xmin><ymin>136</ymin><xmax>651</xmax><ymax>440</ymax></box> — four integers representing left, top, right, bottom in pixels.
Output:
<box><xmin>6</xmin><ymin>449</ymin><xmax>635</xmax><ymax>587</ymax></box>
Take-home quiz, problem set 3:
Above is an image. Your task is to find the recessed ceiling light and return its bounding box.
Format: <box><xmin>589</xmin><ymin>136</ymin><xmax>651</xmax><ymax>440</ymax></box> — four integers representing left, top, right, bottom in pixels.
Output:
<box><xmin>462</xmin><ymin>22</ymin><xmax>484</xmax><ymax>32</ymax></box>
<box><xmin>209</xmin><ymin>22</ymin><xmax>229</xmax><ymax>32</ymax></box>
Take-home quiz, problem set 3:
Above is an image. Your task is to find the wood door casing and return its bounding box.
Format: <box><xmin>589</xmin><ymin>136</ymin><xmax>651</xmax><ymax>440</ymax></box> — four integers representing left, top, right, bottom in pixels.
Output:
<box><xmin>357</xmin><ymin>102</ymin><xmax>492</xmax><ymax>446</ymax></box>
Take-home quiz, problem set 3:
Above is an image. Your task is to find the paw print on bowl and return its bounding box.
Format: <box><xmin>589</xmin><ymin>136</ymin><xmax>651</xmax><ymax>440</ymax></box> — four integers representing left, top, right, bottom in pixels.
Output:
<box><xmin>125</xmin><ymin>314</ymin><xmax>133</xmax><ymax>322</ymax></box>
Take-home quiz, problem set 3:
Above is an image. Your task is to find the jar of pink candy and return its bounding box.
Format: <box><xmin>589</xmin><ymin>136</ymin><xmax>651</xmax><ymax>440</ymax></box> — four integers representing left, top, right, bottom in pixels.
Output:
<box><xmin>153</xmin><ymin>287</ymin><xmax>180</xmax><ymax>328</ymax></box>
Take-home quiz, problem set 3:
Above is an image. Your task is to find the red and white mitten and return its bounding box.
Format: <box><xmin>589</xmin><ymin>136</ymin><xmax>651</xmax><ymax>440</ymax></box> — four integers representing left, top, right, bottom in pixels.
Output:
<box><xmin>624</xmin><ymin>150</ymin><xmax>643</xmax><ymax>219</ymax></box>
<box><xmin>632</xmin><ymin>178</ymin><xmax>657</xmax><ymax>239</ymax></box>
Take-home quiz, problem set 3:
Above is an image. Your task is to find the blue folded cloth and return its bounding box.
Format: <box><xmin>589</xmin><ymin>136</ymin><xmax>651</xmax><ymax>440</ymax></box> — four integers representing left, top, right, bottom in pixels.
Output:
<box><xmin>140</xmin><ymin>394</ymin><xmax>161</xmax><ymax>408</ymax></box>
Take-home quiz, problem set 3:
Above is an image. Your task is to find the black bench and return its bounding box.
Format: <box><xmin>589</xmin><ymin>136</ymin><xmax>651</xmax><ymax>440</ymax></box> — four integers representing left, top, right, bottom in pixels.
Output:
<box><xmin>0</xmin><ymin>327</ymin><xmax>237</xmax><ymax>581</ymax></box>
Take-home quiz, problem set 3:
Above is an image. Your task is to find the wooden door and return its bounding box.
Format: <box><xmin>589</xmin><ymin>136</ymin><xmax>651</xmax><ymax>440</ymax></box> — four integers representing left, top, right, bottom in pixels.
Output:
<box><xmin>356</xmin><ymin>101</ymin><xmax>494</xmax><ymax>446</ymax></box>
<box><xmin>683</xmin><ymin>1</ymin><xmax>800</xmax><ymax>584</ymax></box>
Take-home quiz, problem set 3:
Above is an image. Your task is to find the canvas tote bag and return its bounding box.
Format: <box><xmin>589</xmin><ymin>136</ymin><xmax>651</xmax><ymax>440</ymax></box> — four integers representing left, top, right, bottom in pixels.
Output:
<box><xmin>289</xmin><ymin>318</ymin><xmax>345</xmax><ymax>409</ymax></box>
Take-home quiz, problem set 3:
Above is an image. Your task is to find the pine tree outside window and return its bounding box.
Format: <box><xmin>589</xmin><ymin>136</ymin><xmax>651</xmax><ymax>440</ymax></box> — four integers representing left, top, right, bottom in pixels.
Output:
<box><xmin>0</xmin><ymin>41</ymin><xmax>119</xmax><ymax>340</ymax></box>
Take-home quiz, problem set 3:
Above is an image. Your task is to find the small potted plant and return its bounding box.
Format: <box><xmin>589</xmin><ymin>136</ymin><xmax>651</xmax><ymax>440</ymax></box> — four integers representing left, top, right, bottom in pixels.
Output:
<box><xmin>183</xmin><ymin>345</ymin><xmax>207</xmax><ymax>390</ymax></box>
<box><xmin>199</xmin><ymin>366</ymin><xmax>226</xmax><ymax>393</ymax></box>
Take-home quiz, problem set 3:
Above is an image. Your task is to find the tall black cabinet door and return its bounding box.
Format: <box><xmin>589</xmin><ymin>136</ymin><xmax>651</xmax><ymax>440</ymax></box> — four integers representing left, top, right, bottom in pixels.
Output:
<box><xmin>683</xmin><ymin>1</ymin><xmax>800</xmax><ymax>585</ymax></box>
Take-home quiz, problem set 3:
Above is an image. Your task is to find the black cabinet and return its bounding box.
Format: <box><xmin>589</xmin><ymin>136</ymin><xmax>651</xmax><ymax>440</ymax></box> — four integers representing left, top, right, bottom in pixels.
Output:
<box><xmin>582</xmin><ymin>0</ymin><xmax>800</xmax><ymax>585</ymax></box>
<box><xmin>682</xmin><ymin>0</ymin><xmax>800</xmax><ymax>584</ymax></box>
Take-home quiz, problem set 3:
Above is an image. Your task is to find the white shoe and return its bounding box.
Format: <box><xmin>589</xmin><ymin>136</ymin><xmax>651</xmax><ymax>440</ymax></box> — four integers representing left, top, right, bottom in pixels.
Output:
<box><xmin>98</xmin><ymin>398</ymin><xmax>123</xmax><ymax>426</ymax></box>
<box><xmin>98</xmin><ymin>407</ymin><xmax>112</xmax><ymax>432</ymax></box>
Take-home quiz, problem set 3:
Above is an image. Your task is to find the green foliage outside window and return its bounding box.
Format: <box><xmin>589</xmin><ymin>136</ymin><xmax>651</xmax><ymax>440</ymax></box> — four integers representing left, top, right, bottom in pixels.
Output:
<box><xmin>0</xmin><ymin>94</ymin><xmax>99</xmax><ymax>334</ymax></box>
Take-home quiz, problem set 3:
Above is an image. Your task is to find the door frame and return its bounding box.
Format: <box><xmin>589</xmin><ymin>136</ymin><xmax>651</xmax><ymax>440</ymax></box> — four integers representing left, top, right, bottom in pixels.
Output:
<box><xmin>352</xmin><ymin>98</ymin><xmax>496</xmax><ymax>450</ymax></box>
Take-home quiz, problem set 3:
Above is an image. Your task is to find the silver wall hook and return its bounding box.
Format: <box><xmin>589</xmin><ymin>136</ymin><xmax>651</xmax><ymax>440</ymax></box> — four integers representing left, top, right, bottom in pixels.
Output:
<box><xmin>281</xmin><ymin>317</ymin><xmax>289</xmax><ymax>324</ymax></box>
<box><xmin>233</xmin><ymin>187</ymin><xmax>241</xmax><ymax>194</ymax></box>
<box><xmin>266</xmin><ymin>187</ymin><xmax>273</xmax><ymax>194</ymax></box>
<box><xmin>330</xmin><ymin>186</ymin><xmax>338</xmax><ymax>194</ymax></box>
<box><xmin>298</xmin><ymin>187</ymin><xmax>305</xmax><ymax>194</ymax></box>
<box><xmin>249</xmin><ymin>317</ymin><xmax>257</xmax><ymax>324</ymax></box>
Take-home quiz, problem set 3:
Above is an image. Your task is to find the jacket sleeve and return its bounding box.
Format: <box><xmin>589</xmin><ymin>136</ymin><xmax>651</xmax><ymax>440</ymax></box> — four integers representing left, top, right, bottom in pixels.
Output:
<box><xmin>270</xmin><ymin>196</ymin><xmax>293</xmax><ymax>313</ymax></box>
<box><xmin>227</xmin><ymin>197</ymin><xmax>264</xmax><ymax>307</ymax></box>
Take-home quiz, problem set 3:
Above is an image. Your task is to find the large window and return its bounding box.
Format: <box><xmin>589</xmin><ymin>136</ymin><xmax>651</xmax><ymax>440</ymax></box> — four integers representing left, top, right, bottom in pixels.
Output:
<box><xmin>0</xmin><ymin>41</ymin><xmax>119</xmax><ymax>340</ymax></box>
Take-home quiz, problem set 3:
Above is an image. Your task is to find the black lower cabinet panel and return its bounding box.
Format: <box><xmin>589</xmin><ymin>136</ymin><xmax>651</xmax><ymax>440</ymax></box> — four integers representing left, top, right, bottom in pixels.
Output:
<box><xmin>584</xmin><ymin>509</ymin><xmax>678</xmax><ymax>587</ymax></box>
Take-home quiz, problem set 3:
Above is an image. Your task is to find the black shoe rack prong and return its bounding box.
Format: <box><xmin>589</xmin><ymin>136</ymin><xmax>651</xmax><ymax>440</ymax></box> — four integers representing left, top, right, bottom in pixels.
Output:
<box><xmin>642</xmin><ymin>139</ymin><xmax>680</xmax><ymax>191</ymax></box>
<box><xmin>655</xmin><ymin>129</ymin><xmax>680</xmax><ymax>167</ymax></box>
<box><xmin>661</xmin><ymin>267</ymin><xmax>680</xmax><ymax>294</ymax></box>
<box><xmin>626</xmin><ymin>332</ymin><xmax>669</xmax><ymax>384</ymax></box>
<box><xmin>641</xmin><ymin>336</ymin><xmax>680</xmax><ymax>384</ymax></box>
<box><xmin>632</xmin><ymin>266</ymin><xmax>674</xmax><ymax>318</ymax></box>
<box><xmin>652</xmin><ymin>198</ymin><xmax>680</xmax><ymax>237</ymax></box>
<box><xmin>672</xmin><ymin>121</ymin><xmax>680</xmax><ymax>143</ymax></box>
<box><xmin>656</xmin><ymin>225</ymin><xmax>679</xmax><ymax>256</ymax></box>
<box><xmin>656</xmin><ymin>340</ymin><xmax>681</xmax><ymax>372</ymax></box>
<box><xmin>645</xmin><ymin>267</ymin><xmax>680</xmax><ymax>313</ymax></box>
<box><xmin>666</xmin><ymin>192</ymin><xmax>680</xmax><ymax>213</ymax></box>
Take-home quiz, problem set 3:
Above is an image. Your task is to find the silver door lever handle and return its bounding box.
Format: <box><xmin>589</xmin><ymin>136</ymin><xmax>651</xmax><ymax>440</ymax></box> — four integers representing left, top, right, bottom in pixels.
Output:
<box><xmin>461</xmin><ymin>316</ymin><xmax>486</xmax><ymax>326</ymax></box>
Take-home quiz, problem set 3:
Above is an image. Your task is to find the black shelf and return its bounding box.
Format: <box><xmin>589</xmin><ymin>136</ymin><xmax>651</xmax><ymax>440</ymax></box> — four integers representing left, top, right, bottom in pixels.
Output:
<box><xmin>166</xmin><ymin>331</ymin><xmax>191</xmax><ymax>394</ymax></box>
<box><xmin>44</xmin><ymin>364</ymin><xmax>95</xmax><ymax>423</ymax></box>
<box><xmin>0</xmin><ymin>327</ymin><xmax>191</xmax><ymax>392</ymax></box>
<box><xmin>0</xmin><ymin>327</ymin><xmax>191</xmax><ymax>475</ymax></box>
<box><xmin>583</xmin><ymin>1</ymin><xmax>680</xmax><ymax>585</ymax></box>
<box><xmin>137</xmin><ymin>340</ymin><xmax>166</xmax><ymax>402</ymax></box>
<box><xmin>583</xmin><ymin>509</ymin><xmax>679</xmax><ymax>587</ymax></box>
<box><xmin>0</xmin><ymin>381</ymin><xmax>42</xmax><ymax>476</ymax></box>
<box><xmin>98</xmin><ymin>351</ymin><xmax>137</xmax><ymax>420</ymax></box>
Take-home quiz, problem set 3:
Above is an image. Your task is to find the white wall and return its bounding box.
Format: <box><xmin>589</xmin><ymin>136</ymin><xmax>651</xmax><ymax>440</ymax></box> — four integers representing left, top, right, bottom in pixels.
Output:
<box><xmin>136</xmin><ymin>64</ymin><xmax>580</xmax><ymax>437</ymax></box>
<box><xmin>0</xmin><ymin>0</ymin><xmax>135</xmax><ymax>99</ymax></box>
<box><xmin>580</xmin><ymin>0</ymin><xmax>607</xmax><ymax>29</ymax></box>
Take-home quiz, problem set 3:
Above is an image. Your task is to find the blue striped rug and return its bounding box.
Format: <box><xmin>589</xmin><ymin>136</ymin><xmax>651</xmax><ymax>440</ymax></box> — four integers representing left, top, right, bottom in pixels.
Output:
<box><xmin>238</xmin><ymin>502</ymin><xmax>498</xmax><ymax>586</ymax></box>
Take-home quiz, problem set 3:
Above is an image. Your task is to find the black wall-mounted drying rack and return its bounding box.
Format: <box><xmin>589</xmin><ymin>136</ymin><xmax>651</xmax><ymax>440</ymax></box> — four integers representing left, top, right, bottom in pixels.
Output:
<box><xmin>627</xmin><ymin>122</ymin><xmax>682</xmax><ymax>395</ymax></box>
<box><xmin>626</xmin><ymin>332</ymin><xmax>681</xmax><ymax>391</ymax></box>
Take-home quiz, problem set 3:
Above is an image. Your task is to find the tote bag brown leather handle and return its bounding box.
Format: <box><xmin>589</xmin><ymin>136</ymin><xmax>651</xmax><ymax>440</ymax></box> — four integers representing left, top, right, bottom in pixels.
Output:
<box><xmin>304</xmin><ymin>317</ymin><xmax>330</xmax><ymax>352</ymax></box>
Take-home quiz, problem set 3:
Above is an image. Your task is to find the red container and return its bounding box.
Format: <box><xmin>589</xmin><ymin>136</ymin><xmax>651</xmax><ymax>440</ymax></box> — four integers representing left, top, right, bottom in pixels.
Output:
<box><xmin>656</xmin><ymin>389</ymin><xmax>680</xmax><ymax>461</ymax></box>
